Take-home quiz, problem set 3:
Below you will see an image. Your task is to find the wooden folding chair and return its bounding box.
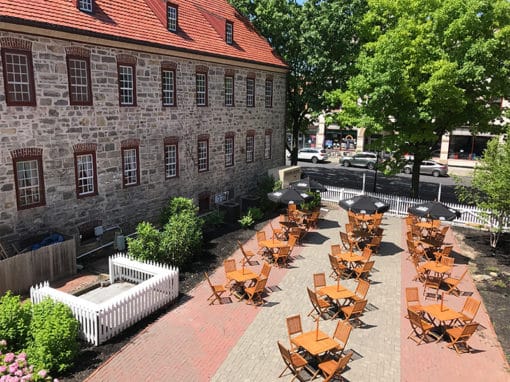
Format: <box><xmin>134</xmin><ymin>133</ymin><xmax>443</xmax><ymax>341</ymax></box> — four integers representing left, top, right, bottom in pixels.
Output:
<box><xmin>458</xmin><ymin>297</ymin><xmax>481</xmax><ymax>324</ymax></box>
<box><xmin>329</xmin><ymin>254</ymin><xmax>350</xmax><ymax>281</ymax></box>
<box><xmin>313</xmin><ymin>272</ymin><xmax>327</xmax><ymax>292</ymax></box>
<box><xmin>204</xmin><ymin>272</ymin><xmax>227</xmax><ymax>305</ymax></box>
<box><xmin>340</xmin><ymin>299</ymin><xmax>367</xmax><ymax>327</ymax></box>
<box><xmin>277</xmin><ymin>341</ymin><xmax>315</xmax><ymax>382</ymax></box>
<box><xmin>223</xmin><ymin>259</ymin><xmax>237</xmax><ymax>288</ymax></box>
<box><xmin>433</xmin><ymin>245</ymin><xmax>453</xmax><ymax>262</ymax></box>
<box><xmin>286</xmin><ymin>314</ymin><xmax>303</xmax><ymax>351</ymax></box>
<box><xmin>256</xmin><ymin>230</ymin><xmax>269</xmax><ymax>256</ymax></box>
<box><xmin>330</xmin><ymin>244</ymin><xmax>342</xmax><ymax>256</ymax></box>
<box><xmin>270</xmin><ymin>221</ymin><xmax>286</xmax><ymax>241</ymax></box>
<box><xmin>273</xmin><ymin>245</ymin><xmax>291</xmax><ymax>268</ymax></box>
<box><xmin>405</xmin><ymin>287</ymin><xmax>424</xmax><ymax>315</ymax></box>
<box><xmin>365</xmin><ymin>235</ymin><xmax>382</xmax><ymax>254</ymax></box>
<box><xmin>443</xmin><ymin>267</ymin><xmax>468</xmax><ymax>296</ymax></box>
<box><xmin>340</xmin><ymin>231</ymin><xmax>360</xmax><ymax>252</ymax></box>
<box><xmin>357</xmin><ymin>247</ymin><xmax>372</xmax><ymax>263</ymax></box>
<box><xmin>257</xmin><ymin>261</ymin><xmax>272</xmax><ymax>282</ymax></box>
<box><xmin>348</xmin><ymin>279</ymin><xmax>370</xmax><ymax>304</ymax></box>
<box><xmin>244</xmin><ymin>277</ymin><xmax>268</xmax><ymax>305</ymax></box>
<box><xmin>411</xmin><ymin>257</ymin><xmax>427</xmax><ymax>282</ymax></box>
<box><xmin>446</xmin><ymin>322</ymin><xmax>479</xmax><ymax>354</ymax></box>
<box><xmin>237</xmin><ymin>241</ymin><xmax>257</xmax><ymax>266</ymax></box>
<box><xmin>318</xmin><ymin>351</ymin><xmax>353</xmax><ymax>382</ymax></box>
<box><xmin>307</xmin><ymin>287</ymin><xmax>333</xmax><ymax>320</ymax></box>
<box><xmin>423</xmin><ymin>274</ymin><xmax>442</xmax><ymax>300</ymax></box>
<box><xmin>407</xmin><ymin>309</ymin><xmax>440</xmax><ymax>344</ymax></box>
<box><xmin>351</xmin><ymin>260</ymin><xmax>375</xmax><ymax>281</ymax></box>
<box><xmin>330</xmin><ymin>320</ymin><xmax>352</xmax><ymax>356</ymax></box>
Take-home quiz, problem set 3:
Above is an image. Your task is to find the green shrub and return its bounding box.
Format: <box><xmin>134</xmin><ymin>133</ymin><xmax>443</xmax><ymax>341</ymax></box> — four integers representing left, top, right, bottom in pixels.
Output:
<box><xmin>247</xmin><ymin>207</ymin><xmax>263</xmax><ymax>221</ymax></box>
<box><xmin>302</xmin><ymin>191</ymin><xmax>321</xmax><ymax>211</ymax></box>
<box><xmin>160</xmin><ymin>197</ymin><xmax>198</xmax><ymax>226</ymax></box>
<box><xmin>238</xmin><ymin>213</ymin><xmax>255</xmax><ymax>228</ymax></box>
<box><xmin>0</xmin><ymin>291</ymin><xmax>31</xmax><ymax>351</ymax></box>
<box><xmin>26</xmin><ymin>298</ymin><xmax>79</xmax><ymax>374</ymax></box>
<box><xmin>160</xmin><ymin>210</ymin><xmax>203</xmax><ymax>267</ymax></box>
<box><xmin>127</xmin><ymin>221</ymin><xmax>162</xmax><ymax>262</ymax></box>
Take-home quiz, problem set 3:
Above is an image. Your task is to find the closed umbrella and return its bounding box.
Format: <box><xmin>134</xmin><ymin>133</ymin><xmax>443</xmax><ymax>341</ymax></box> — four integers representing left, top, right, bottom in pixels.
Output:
<box><xmin>339</xmin><ymin>195</ymin><xmax>390</xmax><ymax>214</ymax></box>
<box><xmin>408</xmin><ymin>201</ymin><xmax>460</xmax><ymax>221</ymax></box>
<box><xmin>289</xmin><ymin>176</ymin><xmax>327</xmax><ymax>193</ymax></box>
<box><xmin>267</xmin><ymin>188</ymin><xmax>313</xmax><ymax>205</ymax></box>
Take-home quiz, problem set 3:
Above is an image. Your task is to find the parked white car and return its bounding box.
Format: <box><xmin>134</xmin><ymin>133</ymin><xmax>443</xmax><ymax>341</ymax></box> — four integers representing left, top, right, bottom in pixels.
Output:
<box><xmin>403</xmin><ymin>160</ymin><xmax>448</xmax><ymax>177</ymax></box>
<box><xmin>296</xmin><ymin>148</ymin><xmax>329</xmax><ymax>163</ymax></box>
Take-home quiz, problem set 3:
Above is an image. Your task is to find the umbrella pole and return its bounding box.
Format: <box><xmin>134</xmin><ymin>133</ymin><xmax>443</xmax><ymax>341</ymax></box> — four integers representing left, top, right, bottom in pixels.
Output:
<box><xmin>362</xmin><ymin>173</ymin><xmax>366</xmax><ymax>193</ymax></box>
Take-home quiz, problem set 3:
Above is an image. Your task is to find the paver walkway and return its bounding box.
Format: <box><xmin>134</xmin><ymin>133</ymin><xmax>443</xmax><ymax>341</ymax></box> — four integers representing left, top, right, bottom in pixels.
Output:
<box><xmin>83</xmin><ymin>209</ymin><xmax>509</xmax><ymax>381</ymax></box>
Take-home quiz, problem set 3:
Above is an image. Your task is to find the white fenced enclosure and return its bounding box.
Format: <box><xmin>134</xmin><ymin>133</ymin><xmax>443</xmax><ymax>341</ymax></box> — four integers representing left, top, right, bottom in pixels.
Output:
<box><xmin>30</xmin><ymin>254</ymin><xmax>179</xmax><ymax>346</ymax></box>
<box><xmin>321</xmin><ymin>185</ymin><xmax>510</xmax><ymax>232</ymax></box>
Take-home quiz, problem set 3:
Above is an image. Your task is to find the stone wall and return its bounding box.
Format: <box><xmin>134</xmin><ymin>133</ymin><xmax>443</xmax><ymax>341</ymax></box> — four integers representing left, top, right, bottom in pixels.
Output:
<box><xmin>0</xmin><ymin>31</ymin><xmax>286</xmax><ymax>239</ymax></box>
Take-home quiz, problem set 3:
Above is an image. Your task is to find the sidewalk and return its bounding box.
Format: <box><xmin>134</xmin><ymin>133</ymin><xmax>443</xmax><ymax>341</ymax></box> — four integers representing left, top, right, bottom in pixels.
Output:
<box><xmin>84</xmin><ymin>209</ymin><xmax>508</xmax><ymax>381</ymax></box>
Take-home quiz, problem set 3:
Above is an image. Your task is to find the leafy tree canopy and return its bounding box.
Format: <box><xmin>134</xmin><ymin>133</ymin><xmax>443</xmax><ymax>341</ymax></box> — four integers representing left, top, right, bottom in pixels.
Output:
<box><xmin>229</xmin><ymin>0</ymin><xmax>367</xmax><ymax>163</ymax></box>
<box><xmin>325</xmin><ymin>0</ymin><xmax>510</xmax><ymax>197</ymax></box>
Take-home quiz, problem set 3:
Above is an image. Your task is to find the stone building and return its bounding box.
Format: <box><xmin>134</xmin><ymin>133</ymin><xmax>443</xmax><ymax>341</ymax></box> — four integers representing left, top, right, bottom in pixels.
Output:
<box><xmin>0</xmin><ymin>0</ymin><xmax>287</xmax><ymax>241</ymax></box>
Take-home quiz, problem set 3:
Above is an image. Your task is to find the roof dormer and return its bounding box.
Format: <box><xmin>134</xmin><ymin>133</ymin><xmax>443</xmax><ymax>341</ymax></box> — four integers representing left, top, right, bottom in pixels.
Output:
<box><xmin>167</xmin><ymin>3</ymin><xmax>178</xmax><ymax>32</ymax></box>
<box><xmin>77</xmin><ymin>0</ymin><xmax>94</xmax><ymax>14</ymax></box>
<box><xmin>225</xmin><ymin>20</ymin><xmax>233</xmax><ymax>45</ymax></box>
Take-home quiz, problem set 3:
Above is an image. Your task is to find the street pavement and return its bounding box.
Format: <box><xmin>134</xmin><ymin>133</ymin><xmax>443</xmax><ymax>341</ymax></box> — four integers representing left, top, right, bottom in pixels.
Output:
<box><xmin>83</xmin><ymin>208</ymin><xmax>509</xmax><ymax>381</ymax></box>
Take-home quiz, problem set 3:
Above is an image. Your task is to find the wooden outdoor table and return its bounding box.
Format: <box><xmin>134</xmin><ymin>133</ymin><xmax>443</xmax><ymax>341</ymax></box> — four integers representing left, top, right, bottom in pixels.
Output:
<box><xmin>318</xmin><ymin>285</ymin><xmax>355</xmax><ymax>317</ymax></box>
<box><xmin>291</xmin><ymin>330</ymin><xmax>338</xmax><ymax>356</ymax></box>
<box><xmin>422</xmin><ymin>303</ymin><xmax>463</xmax><ymax>340</ymax></box>
<box><xmin>226</xmin><ymin>269</ymin><xmax>258</xmax><ymax>299</ymax></box>
<box><xmin>259</xmin><ymin>239</ymin><xmax>287</xmax><ymax>250</ymax></box>
<box><xmin>422</xmin><ymin>261</ymin><xmax>452</xmax><ymax>278</ymax></box>
<box><xmin>336</xmin><ymin>252</ymin><xmax>364</xmax><ymax>269</ymax></box>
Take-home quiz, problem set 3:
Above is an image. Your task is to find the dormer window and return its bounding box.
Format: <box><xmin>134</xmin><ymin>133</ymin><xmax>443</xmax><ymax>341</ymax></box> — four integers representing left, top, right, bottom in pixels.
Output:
<box><xmin>167</xmin><ymin>3</ymin><xmax>178</xmax><ymax>32</ymax></box>
<box><xmin>78</xmin><ymin>0</ymin><xmax>93</xmax><ymax>13</ymax></box>
<box><xmin>225</xmin><ymin>21</ymin><xmax>233</xmax><ymax>44</ymax></box>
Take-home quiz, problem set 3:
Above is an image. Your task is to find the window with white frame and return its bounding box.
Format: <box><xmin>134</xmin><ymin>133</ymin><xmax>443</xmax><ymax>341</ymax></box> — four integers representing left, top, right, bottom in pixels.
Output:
<box><xmin>246</xmin><ymin>134</ymin><xmax>254</xmax><ymax>163</ymax></box>
<box><xmin>118</xmin><ymin>64</ymin><xmax>136</xmax><ymax>106</ymax></box>
<box><xmin>12</xmin><ymin>153</ymin><xmax>45</xmax><ymax>210</ymax></box>
<box><xmin>67</xmin><ymin>56</ymin><xmax>92</xmax><ymax>105</ymax></box>
<box><xmin>246</xmin><ymin>77</ymin><xmax>255</xmax><ymax>107</ymax></box>
<box><xmin>76</xmin><ymin>153</ymin><xmax>97</xmax><ymax>196</ymax></box>
<box><xmin>167</xmin><ymin>4</ymin><xmax>178</xmax><ymax>32</ymax></box>
<box><xmin>196</xmin><ymin>72</ymin><xmax>207</xmax><ymax>106</ymax></box>
<box><xmin>162</xmin><ymin>68</ymin><xmax>175</xmax><ymax>106</ymax></box>
<box><xmin>265</xmin><ymin>79</ymin><xmax>273</xmax><ymax>108</ymax></box>
<box><xmin>122</xmin><ymin>147</ymin><xmax>139</xmax><ymax>186</ymax></box>
<box><xmin>225</xmin><ymin>75</ymin><xmax>234</xmax><ymax>106</ymax></box>
<box><xmin>78</xmin><ymin>0</ymin><xmax>93</xmax><ymax>12</ymax></box>
<box><xmin>226</xmin><ymin>21</ymin><xmax>233</xmax><ymax>45</ymax></box>
<box><xmin>198</xmin><ymin>138</ymin><xmax>209</xmax><ymax>172</ymax></box>
<box><xmin>164</xmin><ymin>143</ymin><xmax>178</xmax><ymax>178</ymax></box>
<box><xmin>1</xmin><ymin>48</ymin><xmax>36</xmax><ymax>106</ymax></box>
<box><xmin>264</xmin><ymin>131</ymin><xmax>272</xmax><ymax>159</ymax></box>
<box><xmin>225</xmin><ymin>135</ymin><xmax>234</xmax><ymax>167</ymax></box>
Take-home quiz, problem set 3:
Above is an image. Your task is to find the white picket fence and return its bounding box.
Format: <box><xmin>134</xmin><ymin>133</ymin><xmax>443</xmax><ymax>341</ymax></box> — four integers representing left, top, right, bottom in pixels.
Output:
<box><xmin>30</xmin><ymin>254</ymin><xmax>179</xmax><ymax>346</ymax></box>
<box><xmin>321</xmin><ymin>185</ymin><xmax>510</xmax><ymax>231</ymax></box>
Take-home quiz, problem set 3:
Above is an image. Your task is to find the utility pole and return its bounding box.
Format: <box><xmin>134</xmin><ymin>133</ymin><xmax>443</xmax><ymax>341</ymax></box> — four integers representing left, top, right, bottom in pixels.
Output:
<box><xmin>372</xmin><ymin>152</ymin><xmax>379</xmax><ymax>193</ymax></box>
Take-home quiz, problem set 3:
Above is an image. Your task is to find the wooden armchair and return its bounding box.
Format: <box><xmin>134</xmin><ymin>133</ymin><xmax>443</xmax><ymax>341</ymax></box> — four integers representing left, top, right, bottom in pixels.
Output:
<box><xmin>286</xmin><ymin>314</ymin><xmax>303</xmax><ymax>351</ymax></box>
<box><xmin>443</xmin><ymin>267</ymin><xmax>468</xmax><ymax>296</ymax></box>
<box><xmin>318</xmin><ymin>351</ymin><xmax>353</xmax><ymax>382</ymax></box>
<box><xmin>307</xmin><ymin>287</ymin><xmax>333</xmax><ymax>320</ymax></box>
<box><xmin>407</xmin><ymin>309</ymin><xmax>440</xmax><ymax>344</ymax></box>
<box><xmin>351</xmin><ymin>260</ymin><xmax>375</xmax><ymax>281</ymax></box>
<box><xmin>244</xmin><ymin>277</ymin><xmax>268</xmax><ymax>305</ymax></box>
<box><xmin>237</xmin><ymin>241</ymin><xmax>257</xmax><ymax>266</ymax></box>
<box><xmin>277</xmin><ymin>341</ymin><xmax>314</xmax><ymax>382</ymax></box>
<box><xmin>340</xmin><ymin>299</ymin><xmax>367</xmax><ymax>327</ymax></box>
<box><xmin>204</xmin><ymin>272</ymin><xmax>227</xmax><ymax>305</ymax></box>
<box><xmin>446</xmin><ymin>322</ymin><xmax>479</xmax><ymax>354</ymax></box>
<box><xmin>329</xmin><ymin>254</ymin><xmax>350</xmax><ymax>281</ymax></box>
<box><xmin>330</xmin><ymin>320</ymin><xmax>352</xmax><ymax>357</ymax></box>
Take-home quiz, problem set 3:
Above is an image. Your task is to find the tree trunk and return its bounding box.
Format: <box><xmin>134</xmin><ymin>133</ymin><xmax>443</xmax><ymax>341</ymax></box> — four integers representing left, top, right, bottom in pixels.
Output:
<box><xmin>410</xmin><ymin>160</ymin><xmax>422</xmax><ymax>198</ymax></box>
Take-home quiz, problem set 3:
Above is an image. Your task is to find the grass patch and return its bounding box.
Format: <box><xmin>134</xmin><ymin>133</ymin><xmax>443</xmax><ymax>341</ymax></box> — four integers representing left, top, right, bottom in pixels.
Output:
<box><xmin>491</xmin><ymin>279</ymin><xmax>507</xmax><ymax>288</ymax></box>
<box><xmin>486</xmin><ymin>266</ymin><xmax>500</xmax><ymax>273</ymax></box>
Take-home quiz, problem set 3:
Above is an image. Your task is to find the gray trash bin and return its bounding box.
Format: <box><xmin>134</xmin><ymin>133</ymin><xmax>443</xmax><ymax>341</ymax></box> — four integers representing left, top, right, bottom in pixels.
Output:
<box><xmin>219</xmin><ymin>201</ymin><xmax>241</xmax><ymax>223</ymax></box>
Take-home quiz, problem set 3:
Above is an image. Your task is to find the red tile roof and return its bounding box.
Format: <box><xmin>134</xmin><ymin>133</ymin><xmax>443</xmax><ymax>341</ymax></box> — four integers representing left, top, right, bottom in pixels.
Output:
<box><xmin>0</xmin><ymin>0</ymin><xmax>287</xmax><ymax>69</ymax></box>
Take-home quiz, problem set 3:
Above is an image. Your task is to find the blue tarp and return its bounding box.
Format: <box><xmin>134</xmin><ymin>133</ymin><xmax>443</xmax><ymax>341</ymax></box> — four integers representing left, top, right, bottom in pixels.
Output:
<box><xmin>31</xmin><ymin>234</ymin><xmax>64</xmax><ymax>250</ymax></box>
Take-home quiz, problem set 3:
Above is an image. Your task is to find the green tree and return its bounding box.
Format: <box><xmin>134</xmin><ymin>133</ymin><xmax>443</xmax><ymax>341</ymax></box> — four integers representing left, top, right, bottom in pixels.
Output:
<box><xmin>229</xmin><ymin>0</ymin><xmax>367</xmax><ymax>164</ymax></box>
<box><xmin>456</xmin><ymin>130</ymin><xmax>510</xmax><ymax>249</ymax></box>
<box><xmin>325</xmin><ymin>0</ymin><xmax>510</xmax><ymax>197</ymax></box>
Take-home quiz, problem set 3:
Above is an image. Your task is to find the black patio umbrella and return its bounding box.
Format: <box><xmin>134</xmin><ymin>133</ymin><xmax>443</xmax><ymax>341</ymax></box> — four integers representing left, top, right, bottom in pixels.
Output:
<box><xmin>289</xmin><ymin>176</ymin><xmax>327</xmax><ymax>193</ymax></box>
<box><xmin>267</xmin><ymin>188</ymin><xmax>313</xmax><ymax>205</ymax></box>
<box><xmin>408</xmin><ymin>201</ymin><xmax>461</xmax><ymax>221</ymax></box>
<box><xmin>338</xmin><ymin>195</ymin><xmax>390</xmax><ymax>215</ymax></box>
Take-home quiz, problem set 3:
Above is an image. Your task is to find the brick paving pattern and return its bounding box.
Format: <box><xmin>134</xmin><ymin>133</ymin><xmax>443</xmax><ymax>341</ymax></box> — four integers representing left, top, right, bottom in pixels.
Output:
<box><xmin>80</xmin><ymin>209</ymin><xmax>509</xmax><ymax>381</ymax></box>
